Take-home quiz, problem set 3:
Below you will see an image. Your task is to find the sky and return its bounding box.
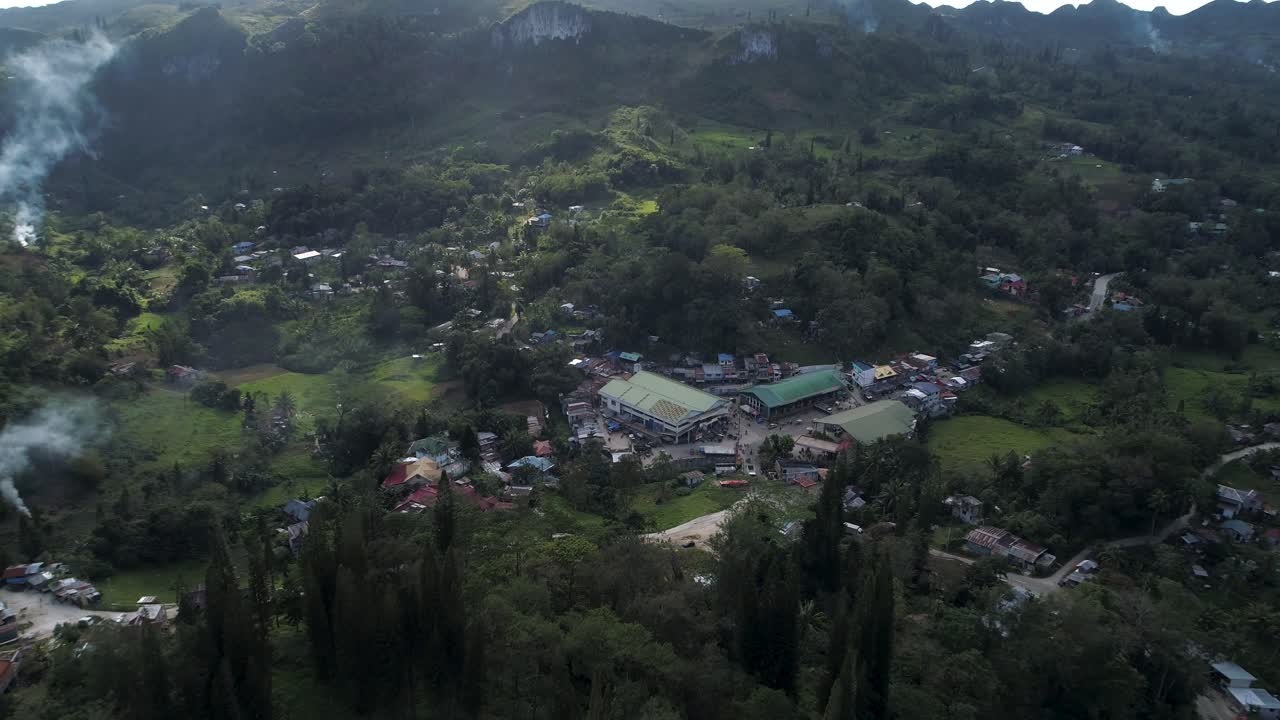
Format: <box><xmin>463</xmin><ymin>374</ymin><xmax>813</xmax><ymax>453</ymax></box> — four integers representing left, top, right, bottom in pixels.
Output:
<box><xmin>916</xmin><ymin>0</ymin><xmax>1267</xmax><ymax>14</ymax></box>
<box><xmin>0</xmin><ymin>0</ymin><xmax>1267</xmax><ymax>16</ymax></box>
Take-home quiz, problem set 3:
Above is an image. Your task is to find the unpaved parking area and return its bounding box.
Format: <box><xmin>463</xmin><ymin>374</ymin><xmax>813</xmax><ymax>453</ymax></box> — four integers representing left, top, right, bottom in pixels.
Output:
<box><xmin>1</xmin><ymin>589</ymin><xmax>120</xmax><ymax>639</ymax></box>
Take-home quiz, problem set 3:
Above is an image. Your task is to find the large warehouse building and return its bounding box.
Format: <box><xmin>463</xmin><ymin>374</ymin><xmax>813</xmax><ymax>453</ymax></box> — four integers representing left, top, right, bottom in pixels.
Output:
<box><xmin>599</xmin><ymin>371</ymin><xmax>730</xmax><ymax>443</ymax></box>
<box><xmin>817</xmin><ymin>400</ymin><xmax>916</xmax><ymax>444</ymax></box>
<box><xmin>738</xmin><ymin>369</ymin><xmax>847</xmax><ymax>419</ymax></box>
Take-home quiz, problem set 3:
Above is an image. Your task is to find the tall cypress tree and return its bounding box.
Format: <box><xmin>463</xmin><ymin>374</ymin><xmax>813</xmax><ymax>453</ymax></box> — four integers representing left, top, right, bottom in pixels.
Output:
<box><xmin>434</xmin><ymin>469</ymin><xmax>456</xmax><ymax>553</ymax></box>
<box><xmin>801</xmin><ymin>458</ymin><xmax>848</xmax><ymax>596</ymax></box>
<box><xmin>854</xmin><ymin>555</ymin><xmax>894</xmax><ymax>720</ymax></box>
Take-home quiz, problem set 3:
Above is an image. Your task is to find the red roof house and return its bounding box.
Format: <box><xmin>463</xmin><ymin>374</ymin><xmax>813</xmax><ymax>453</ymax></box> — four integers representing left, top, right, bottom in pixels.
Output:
<box><xmin>533</xmin><ymin>440</ymin><xmax>554</xmax><ymax>457</ymax></box>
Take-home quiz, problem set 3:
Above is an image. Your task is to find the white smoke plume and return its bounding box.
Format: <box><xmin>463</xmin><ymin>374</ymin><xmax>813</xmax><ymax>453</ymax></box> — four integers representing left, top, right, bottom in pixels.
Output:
<box><xmin>0</xmin><ymin>399</ymin><xmax>102</xmax><ymax>517</ymax></box>
<box><xmin>0</xmin><ymin>32</ymin><xmax>116</xmax><ymax>247</ymax></box>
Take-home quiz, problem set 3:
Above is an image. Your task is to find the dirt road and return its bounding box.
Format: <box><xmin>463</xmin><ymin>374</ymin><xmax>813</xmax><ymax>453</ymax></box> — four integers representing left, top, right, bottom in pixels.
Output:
<box><xmin>645</xmin><ymin>509</ymin><xmax>732</xmax><ymax>547</ymax></box>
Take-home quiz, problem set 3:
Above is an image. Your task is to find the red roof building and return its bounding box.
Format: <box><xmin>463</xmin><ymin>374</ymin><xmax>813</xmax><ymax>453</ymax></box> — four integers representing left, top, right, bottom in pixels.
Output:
<box><xmin>2</xmin><ymin>566</ymin><xmax>27</xmax><ymax>580</ymax></box>
<box><xmin>392</xmin><ymin>482</ymin><xmax>513</xmax><ymax>514</ymax></box>
<box><xmin>533</xmin><ymin>440</ymin><xmax>554</xmax><ymax>458</ymax></box>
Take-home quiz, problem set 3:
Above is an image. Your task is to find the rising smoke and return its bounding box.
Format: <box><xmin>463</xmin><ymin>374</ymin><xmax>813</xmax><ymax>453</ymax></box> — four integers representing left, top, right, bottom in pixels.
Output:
<box><xmin>0</xmin><ymin>399</ymin><xmax>102</xmax><ymax>517</ymax></box>
<box><xmin>0</xmin><ymin>32</ymin><xmax>116</xmax><ymax>247</ymax></box>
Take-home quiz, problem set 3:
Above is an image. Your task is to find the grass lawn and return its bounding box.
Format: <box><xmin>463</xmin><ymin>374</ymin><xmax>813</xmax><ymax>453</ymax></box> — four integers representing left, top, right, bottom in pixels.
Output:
<box><xmin>540</xmin><ymin>494</ymin><xmax>610</xmax><ymax>534</ymax></box>
<box><xmin>1018</xmin><ymin>378</ymin><xmax>1099</xmax><ymax>422</ymax></box>
<box><xmin>363</xmin><ymin>355</ymin><xmax>442</xmax><ymax>404</ymax></box>
<box><xmin>96</xmin><ymin>559</ymin><xmax>209</xmax><ymax>608</ymax></box>
<box><xmin>928</xmin><ymin>415</ymin><xmax>1080</xmax><ymax>475</ymax></box>
<box><xmin>235</xmin><ymin>367</ymin><xmax>340</xmax><ymax>434</ymax></box>
<box><xmin>630</xmin><ymin>480</ymin><xmax>741</xmax><ymax>531</ymax></box>
<box><xmin>112</xmin><ymin>389</ymin><xmax>242</xmax><ymax>473</ymax></box>
<box><xmin>105</xmin><ymin>311</ymin><xmax>168</xmax><ymax>356</ymax></box>
<box><xmin>251</xmin><ymin>446</ymin><xmax>333</xmax><ymax>509</ymax></box>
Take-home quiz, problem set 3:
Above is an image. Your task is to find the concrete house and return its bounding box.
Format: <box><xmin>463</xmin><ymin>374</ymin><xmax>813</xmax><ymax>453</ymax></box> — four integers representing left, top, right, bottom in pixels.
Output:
<box><xmin>1217</xmin><ymin>485</ymin><xmax>1262</xmax><ymax>518</ymax></box>
<box><xmin>944</xmin><ymin>495</ymin><xmax>984</xmax><ymax>525</ymax></box>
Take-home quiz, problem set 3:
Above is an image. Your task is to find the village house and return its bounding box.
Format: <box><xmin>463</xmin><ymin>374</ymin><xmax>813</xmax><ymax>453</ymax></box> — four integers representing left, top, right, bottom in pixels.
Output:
<box><xmin>903</xmin><ymin>381</ymin><xmax>952</xmax><ymax>418</ymax></box>
<box><xmin>776</xmin><ymin>462</ymin><xmax>821</xmax><ymax>490</ymax></box>
<box><xmin>771</xmin><ymin>308</ymin><xmax>797</xmax><ymax>323</ymax></box>
<box><xmin>980</xmin><ymin>271</ymin><xmax>1028</xmax><ymax>298</ymax></box>
<box><xmin>1211</xmin><ymin>662</ymin><xmax>1280</xmax><ymax>720</ymax></box>
<box><xmin>284</xmin><ymin>498</ymin><xmax>317</xmax><ymax>524</ymax></box>
<box><xmin>393</xmin><ymin>479</ymin><xmax>514</xmax><ymax>514</ymax></box>
<box><xmin>963</xmin><ymin>526</ymin><xmax>1056</xmax><ymax>573</ymax></box>
<box><xmin>166</xmin><ymin>365</ymin><xmax>204</xmax><ymax>385</ymax></box>
<box><xmin>1152</xmin><ymin>177</ymin><xmax>1193</xmax><ymax>193</ymax></box>
<box><xmin>944</xmin><ymin>495</ymin><xmax>984</xmax><ymax>525</ymax></box>
<box><xmin>1219</xmin><ymin>519</ymin><xmax>1256</xmax><ymax>543</ymax></box>
<box><xmin>681</xmin><ymin>470</ymin><xmax>705</xmax><ymax>487</ymax></box>
<box><xmin>843</xmin><ymin>487</ymin><xmax>867</xmax><ymax>510</ymax></box>
<box><xmin>599</xmin><ymin>371</ymin><xmax>729</xmax><ymax>444</ymax></box>
<box><xmin>794</xmin><ymin>435</ymin><xmax>840</xmax><ymax>461</ymax></box>
<box><xmin>382</xmin><ymin>457</ymin><xmax>445</xmax><ymax>490</ymax></box>
<box><xmin>1217</xmin><ymin>484</ymin><xmax>1262</xmax><ymax>518</ymax></box>
<box><xmin>739</xmin><ymin>369</ymin><xmax>846</xmax><ymax>419</ymax></box>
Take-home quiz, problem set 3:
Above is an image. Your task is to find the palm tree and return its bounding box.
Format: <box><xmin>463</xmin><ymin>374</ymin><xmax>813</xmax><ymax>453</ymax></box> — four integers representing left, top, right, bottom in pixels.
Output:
<box><xmin>1147</xmin><ymin>488</ymin><xmax>1172</xmax><ymax>538</ymax></box>
<box><xmin>876</xmin><ymin>476</ymin><xmax>910</xmax><ymax>523</ymax></box>
<box><xmin>275</xmin><ymin>391</ymin><xmax>297</xmax><ymax>419</ymax></box>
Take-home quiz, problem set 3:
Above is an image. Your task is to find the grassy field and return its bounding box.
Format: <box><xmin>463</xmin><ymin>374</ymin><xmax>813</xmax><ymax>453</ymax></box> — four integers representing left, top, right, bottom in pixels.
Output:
<box><xmin>105</xmin><ymin>311</ymin><xmax>167</xmax><ymax>357</ymax></box>
<box><xmin>252</xmin><ymin>446</ymin><xmax>332</xmax><ymax>509</ymax></box>
<box><xmin>929</xmin><ymin>415</ymin><xmax>1080</xmax><ymax>475</ymax></box>
<box><xmin>630</xmin><ymin>479</ymin><xmax>742</xmax><ymax>531</ymax></box>
<box><xmin>112</xmin><ymin>389</ymin><xmax>242</xmax><ymax>473</ymax></box>
<box><xmin>364</xmin><ymin>355</ymin><xmax>442</xmax><ymax>404</ymax></box>
<box><xmin>96</xmin><ymin>559</ymin><xmax>209</xmax><ymax>608</ymax></box>
<box><xmin>1165</xmin><ymin>366</ymin><xmax>1280</xmax><ymax>420</ymax></box>
<box><xmin>1018</xmin><ymin>378</ymin><xmax>1099</xmax><ymax>422</ymax></box>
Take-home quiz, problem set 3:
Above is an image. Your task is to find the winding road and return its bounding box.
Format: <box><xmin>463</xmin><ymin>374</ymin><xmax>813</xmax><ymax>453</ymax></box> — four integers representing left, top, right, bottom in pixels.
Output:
<box><xmin>929</xmin><ymin>441</ymin><xmax>1280</xmax><ymax>595</ymax></box>
<box><xmin>649</xmin><ymin>443</ymin><xmax>1280</xmax><ymax>596</ymax></box>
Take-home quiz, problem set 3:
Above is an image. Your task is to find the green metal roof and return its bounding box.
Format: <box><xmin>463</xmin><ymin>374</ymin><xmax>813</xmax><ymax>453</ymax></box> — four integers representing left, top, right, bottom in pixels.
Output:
<box><xmin>600</xmin><ymin>371</ymin><xmax>725</xmax><ymax>424</ymax></box>
<box><xmin>820</xmin><ymin>401</ymin><xmax>915</xmax><ymax>444</ymax></box>
<box><xmin>742</xmin><ymin>369</ymin><xmax>845</xmax><ymax>409</ymax></box>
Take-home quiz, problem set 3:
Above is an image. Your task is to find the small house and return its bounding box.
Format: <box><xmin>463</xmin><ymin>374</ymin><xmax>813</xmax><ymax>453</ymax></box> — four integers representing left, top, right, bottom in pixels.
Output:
<box><xmin>1217</xmin><ymin>485</ymin><xmax>1262</xmax><ymax>518</ymax></box>
<box><xmin>1219</xmin><ymin>519</ymin><xmax>1255</xmax><ymax>543</ymax></box>
<box><xmin>284</xmin><ymin>498</ymin><xmax>317</xmax><ymax>523</ymax></box>
<box><xmin>533</xmin><ymin>440</ymin><xmax>554</xmax><ymax>458</ymax></box>
<box><xmin>964</xmin><ymin>526</ymin><xmax>1055</xmax><ymax>573</ymax></box>
<box><xmin>776</xmin><ymin>462</ymin><xmax>821</xmax><ymax>486</ymax></box>
<box><xmin>771</xmin><ymin>308</ymin><xmax>796</xmax><ymax>323</ymax></box>
<box><xmin>843</xmin><ymin>487</ymin><xmax>867</xmax><ymax>510</ymax></box>
<box><xmin>944</xmin><ymin>495</ymin><xmax>983</xmax><ymax>525</ymax></box>
<box><xmin>681</xmin><ymin>471</ymin><xmax>705</xmax><ymax>487</ymax></box>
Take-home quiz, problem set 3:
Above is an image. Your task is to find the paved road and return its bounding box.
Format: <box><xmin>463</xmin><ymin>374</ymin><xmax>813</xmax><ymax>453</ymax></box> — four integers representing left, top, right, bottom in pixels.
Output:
<box><xmin>1</xmin><ymin>589</ymin><xmax>121</xmax><ymax>639</ymax></box>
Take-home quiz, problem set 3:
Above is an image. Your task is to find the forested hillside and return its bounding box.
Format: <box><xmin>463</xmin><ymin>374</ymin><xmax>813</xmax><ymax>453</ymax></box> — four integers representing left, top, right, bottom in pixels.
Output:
<box><xmin>0</xmin><ymin>0</ymin><xmax>1279</xmax><ymax>719</ymax></box>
